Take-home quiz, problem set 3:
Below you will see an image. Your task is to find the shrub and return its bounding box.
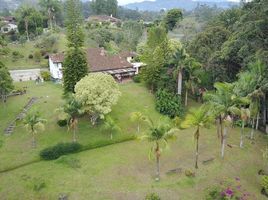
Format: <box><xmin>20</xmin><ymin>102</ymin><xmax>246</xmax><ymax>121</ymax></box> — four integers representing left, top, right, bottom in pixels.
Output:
<box><xmin>34</xmin><ymin>50</ymin><xmax>42</xmax><ymax>62</ymax></box>
<box><xmin>40</xmin><ymin>142</ymin><xmax>82</xmax><ymax>160</ymax></box>
<box><xmin>145</xmin><ymin>193</ymin><xmax>161</xmax><ymax>200</ymax></box>
<box><xmin>133</xmin><ymin>74</ymin><xmax>141</xmax><ymax>83</ymax></box>
<box><xmin>185</xmin><ymin>169</ymin><xmax>195</xmax><ymax>177</ymax></box>
<box><xmin>32</xmin><ymin>179</ymin><xmax>46</xmax><ymax>192</ymax></box>
<box><xmin>155</xmin><ymin>89</ymin><xmax>184</xmax><ymax>118</ymax></box>
<box><xmin>41</xmin><ymin>71</ymin><xmax>51</xmax><ymax>81</ymax></box>
<box><xmin>57</xmin><ymin>119</ymin><xmax>67</xmax><ymax>127</ymax></box>
<box><xmin>55</xmin><ymin>156</ymin><xmax>81</xmax><ymax>169</ymax></box>
<box><xmin>28</xmin><ymin>54</ymin><xmax>33</xmax><ymax>59</ymax></box>
<box><xmin>261</xmin><ymin>176</ymin><xmax>268</xmax><ymax>194</ymax></box>
<box><xmin>12</xmin><ymin>51</ymin><xmax>23</xmax><ymax>61</ymax></box>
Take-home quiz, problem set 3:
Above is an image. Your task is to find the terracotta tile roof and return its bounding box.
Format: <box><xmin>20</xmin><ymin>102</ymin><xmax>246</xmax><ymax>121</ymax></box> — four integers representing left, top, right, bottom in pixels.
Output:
<box><xmin>49</xmin><ymin>48</ymin><xmax>134</xmax><ymax>72</ymax></box>
<box><xmin>86</xmin><ymin>48</ymin><xmax>133</xmax><ymax>72</ymax></box>
<box><xmin>50</xmin><ymin>53</ymin><xmax>64</xmax><ymax>63</ymax></box>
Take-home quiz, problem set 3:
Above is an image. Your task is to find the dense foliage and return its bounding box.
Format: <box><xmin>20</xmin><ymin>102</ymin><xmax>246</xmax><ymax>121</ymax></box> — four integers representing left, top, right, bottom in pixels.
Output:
<box><xmin>155</xmin><ymin>89</ymin><xmax>183</xmax><ymax>118</ymax></box>
<box><xmin>0</xmin><ymin>61</ymin><xmax>13</xmax><ymax>98</ymax></box>
<box><xmin>74</xmin><ymin>73</ymin><xmax>121</xmax><ymax>124</ymax></box>
<box><xmin>40</xmin><ymin>142</ymin><xmax>82</xmax><ymax>160</ymax></box>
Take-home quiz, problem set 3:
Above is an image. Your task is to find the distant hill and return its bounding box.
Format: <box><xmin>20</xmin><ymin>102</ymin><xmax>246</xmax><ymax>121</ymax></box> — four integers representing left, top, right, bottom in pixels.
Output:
<box><xmin>124</xmin><ymin>0</ymin><xmax>239</xmax><ymax>11</ymax></box>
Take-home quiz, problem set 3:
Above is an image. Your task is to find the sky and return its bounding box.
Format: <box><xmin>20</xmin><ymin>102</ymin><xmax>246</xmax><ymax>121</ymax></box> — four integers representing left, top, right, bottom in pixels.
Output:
<box><xmin>117</xmin><ymin>0</ymin><xmax>240</xmax><ymax>6</ymax></box>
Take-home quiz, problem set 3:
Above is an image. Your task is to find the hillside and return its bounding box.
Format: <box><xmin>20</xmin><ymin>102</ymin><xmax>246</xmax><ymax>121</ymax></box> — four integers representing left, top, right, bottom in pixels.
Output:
<box><xmin>125</xmin><ymin>0</ymin><xmax>239</xmax><ymax>11</ymax></box>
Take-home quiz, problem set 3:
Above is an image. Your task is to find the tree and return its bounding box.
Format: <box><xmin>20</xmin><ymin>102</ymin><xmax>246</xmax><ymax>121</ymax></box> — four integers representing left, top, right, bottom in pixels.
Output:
<box><xmin>238</xmin><ymin>108</ymin><xmax>250</xmax><ymax>148</ymax></box>
<box><xmin>130</xmin><ymin>112</ymin><xmax>146</xmax><ymax>133</ymax></box>
<box><xmin>103</xmin><ymin>116</ymin><xmax>121</xmax><ymax>139</ymax></box>
<box><xmin>61</xmin><ymin>95</ymin><xmax>83</xmax><ymax>142</ymax></box>
<box><xmin>65</xmin><ymin>0</ymin><xmax>84</xmax><ymax>48</ymax></box>
<box><xmin>24</xmin><ymin>112</ymin><xmax>46</xmax><ymax>148</ymax></box>
<box><xmin>163</xmin><ymin>8</ymin><xmax>183</xmax><ymax>31</ymax></box>
<box><xmin>39</xmin><ymin>0</ymin><xmax>61</xmax><ymax>29</ymax></box>
<box><xmin>182</xmin><ymin>105</ymin><xmax>213</xmax><ymax>168</ymax></box>
<box><xmin>140</xmin><ymin>118</ymin><xmax>177</xmax><ymax>180</ymax></box>
<box><xmin>74</xmin><ymin>73</ymin><xmax>121</xmax><ymax>125</ymax></box>
<box><xmin>16</xmin><ymin>6</ymin><xmax>44</xmax><ymax>41</ymax></box>
<box><xmin>0</xmin><ymin>61</ymin><xmax>13</xmax><ymax>102</ymax></box>
<box><xmin>204</xmin><ymin>82</ymin><xmax>248</xmax><ymax>158</ymax></box>
<box><xmin>90</xmin><ymin>0</ymin><xmax>118</xmax><ymax>16</ymax></box>
<box><xmin>63</xmin><ymin>48</ymin><xmax>88</xmax><ymax>93</ymax></box>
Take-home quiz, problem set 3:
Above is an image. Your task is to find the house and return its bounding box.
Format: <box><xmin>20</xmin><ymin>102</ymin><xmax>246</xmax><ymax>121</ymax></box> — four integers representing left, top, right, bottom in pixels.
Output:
<box><xmin>49</xmin><ymin>48</ymin><xmax>145</xmax><ymax>81</ymax></box>
<box><xmin>85</xmin><ymin>15</ymin><xmax>121</xmax><ymax>26</ymax></box>
<box><xmin>0</xmin><ymin>23</ymin><xmax>18</xmax><ymax>33</ymax></box>
<box><xmin>1</xmin><ymin>16</ymin><xmax>16</xmax><ymax>24</ymax></box>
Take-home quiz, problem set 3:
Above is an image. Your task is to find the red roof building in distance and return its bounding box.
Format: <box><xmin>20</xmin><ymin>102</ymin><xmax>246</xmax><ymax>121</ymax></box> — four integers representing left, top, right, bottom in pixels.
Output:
<box><xmin>49</xmin><ymin>48</ymin><xmax>144</xmax><ymax>81</ymax></box>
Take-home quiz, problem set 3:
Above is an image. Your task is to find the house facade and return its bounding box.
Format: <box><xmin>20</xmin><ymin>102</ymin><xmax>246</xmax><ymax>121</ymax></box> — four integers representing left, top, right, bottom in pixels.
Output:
<box><xmin>0</xmin><ymin>23</ymin><xmax>17</xmax><ymax>33</ymax></box>
<box><xmin>49</xmin><ymin>48</ymin><xmax>144</xmax><ymax>81</ymax></box>
<box><xmin>85</xmin><ymin>15</ymin><xmax>121</xmax><ymax>26</ymax></box>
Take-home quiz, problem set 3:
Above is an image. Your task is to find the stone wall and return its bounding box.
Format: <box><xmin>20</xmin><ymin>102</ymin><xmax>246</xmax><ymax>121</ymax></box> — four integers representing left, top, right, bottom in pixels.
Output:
<box><xmin>9</xmin><ymin>69</ymin><xmax>45</xmax><ymax>82</ymax></box>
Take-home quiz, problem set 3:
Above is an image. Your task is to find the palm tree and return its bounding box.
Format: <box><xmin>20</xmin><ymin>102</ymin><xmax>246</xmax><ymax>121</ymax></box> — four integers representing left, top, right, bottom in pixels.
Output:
<box><xmin>183</xmin><ymin>57</ymin><xmax>201</xmax><ymax>106</ymax></box>
<box><xmin>61</xmin><ymin>95</ymin><xmax>83</xmax><ymax>142</ymax></box>
<box><xmin>238</xmin><ymin>108</ymin><xmax>250</xmax><ymax>148</ymax></box>
<box><xmin>103</xmin><ymin>116</ymin><xmax>121</xmax><ymax>140</ymax></box>
<box><xmin>204</xmin><ymin>82</ymin><xmax>248</xmax><ymax>158</ymax></box>
<box><xmin>130</xmin><ymin>112</ymin><xmax>146</xmax><ymax>133</ymax></box>
<box><xmin>182</xmin><ymin>105</ymin><xmax>213</xmax><ymax>169</ymax></box>
<box><xmin>140</xmin><ymin>118</ymin><xmax>178</xmax><ymax>180</ymax></box>
<box><xmin>171</xmin><ymin>48</ymin><xmax>187</xmax><ymax>95</ymax></box>
<box><xmin>24</xmin><ymin>112</ymin><xmax>46</xmax><ymax>148</ymax></box>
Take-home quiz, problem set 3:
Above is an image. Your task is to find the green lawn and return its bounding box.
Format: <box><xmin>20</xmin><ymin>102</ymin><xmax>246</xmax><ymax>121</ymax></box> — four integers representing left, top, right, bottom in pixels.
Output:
<box><xmin>1</xmin><ymin>33</ymin><xmax>67</xmax><ymax>70</ymax></box>
<box><xmin>0</xmin><ymin>81</ymin><xmax>267</xmax><ymax>199</ymax></box>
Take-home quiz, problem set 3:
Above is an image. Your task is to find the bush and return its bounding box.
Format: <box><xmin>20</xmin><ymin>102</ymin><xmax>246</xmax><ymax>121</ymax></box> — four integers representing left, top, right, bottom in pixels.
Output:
<box><xmin>185</xmin><ymin>169</ymin><xmax>195</xmax><ymax>177</ymax></box>
<box><xmin>57</xmin><ymin>119</ymin><xmax>67</xmax><ymax>127</ymax></box>
<box><xmin>155</xmin><ymin>89</ymin><xmax>184</xmax><ymax>118</ymax></box>
<box><xmin>133</xmin><ymin>74</ymin><xmax>141</xmax><ymax>83</ymax></box>
<box><xmin>262</xmin><ymin>176</ymin><xmax>268</xmax><ymax>194</ymax></box>
<box><xmin>55</xmin><ymin>156</ymin><xmax>81</xmax><ymax>169</ymax></box>
<box><xmin>41</xmin><ymin>71</ymin><xmax>51</xmax><ymax>81</ymax></box>
<box><xmin>28</xmin><ymin>54</ymin><xmax>33</xmax><ymax>59</ymax></box>
<box><xmin>145</xmin><ymin>193</ymin><xmax>161</xmax><ymax>200</ymax></box>
<box><xmin>40</xmin><ymin>142</ymin><xmax>82</xmax><ymax>160</ymax></box>
<box><xmin>12</xmin><ymin>51</ymin><xmax>23</xmax><ymax>61</ymax></box>
<box><xmin>34</xmin><ymin>50</ymin><xmax>42</xmax><ymax>62</ymax></box>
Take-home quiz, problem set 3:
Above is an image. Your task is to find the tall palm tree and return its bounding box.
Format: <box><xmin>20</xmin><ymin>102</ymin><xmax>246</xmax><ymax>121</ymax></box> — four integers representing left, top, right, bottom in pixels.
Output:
<box><xmin>182</xmin><ymin>105</ymin><xmax>214</xmax><ymax>169</ymax></box>
<box><xmin>204</xmin><ymin>82</ymin><xmax>248</xmax><ymax>158</ymax></box>
<box><xmin>62</xmin><ymin>95</ymin><xmax>83</xmax><ymax>142</ymax></box>
<box><xmin>103</xmin><ymin>116</ymin><xmax>121</xmax><ymax>140</ymax></box>
<box><xmin>183</xmin><ymin>57</ymin><xmax>201</xmax><ymax>106</ymax></box>
<box><xmin>171</xmin><ymin>48</ymin><xmax>187</xmax><ymax>95</ymax></box>
<box><xmin>24</xmin><ymin>112</ymin><xmax>46</xmax><ymax>148</ymax></box>
<box><xmin>130</xmin><ymin>112</ymin><xmax>146</xmax><ymax>133</ymax></box>
<box><xmin>140</xmin><ymin>118</ymin><xmax>178</xmax><ymax>181</ymax></box>
<box><xmin>238</xmin><ymin>108</ymin><xmax>250</xmax><ymax>148</ymax></box>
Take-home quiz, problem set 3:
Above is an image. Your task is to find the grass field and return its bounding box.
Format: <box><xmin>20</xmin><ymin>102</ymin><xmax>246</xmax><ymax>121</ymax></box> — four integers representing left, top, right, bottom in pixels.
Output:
<box><xmin>0</xmin><ymin>81</ymin><xmax>267</xmax><ymax>199</ymax></box>
<box><xmin>1</xmin><ymin>33</ymin><xmax>67</xmax><ymax>70</ymax></box>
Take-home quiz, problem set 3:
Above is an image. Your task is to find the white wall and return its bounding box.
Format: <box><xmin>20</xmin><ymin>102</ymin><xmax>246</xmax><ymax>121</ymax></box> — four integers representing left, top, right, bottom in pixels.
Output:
<box><xmin>9</xmin><ymin>69</ymin><xmax>42</xmax><ymax>82</ymax></box>
<box><xmin>49</xmin><ymin>58</ymin><xmax>63</xmax><ymax>79</ymax></box>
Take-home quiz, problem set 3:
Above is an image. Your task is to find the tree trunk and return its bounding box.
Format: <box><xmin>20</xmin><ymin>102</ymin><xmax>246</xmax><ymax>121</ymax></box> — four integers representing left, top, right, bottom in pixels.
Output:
<box><xmin>220</xmin><ymin>117</ymin><xmax>223</xmax><ymax>144</ymax></box>
<box><xmin>185</xmin><ymin>90</ymin><xmax>188</xmax><ymax>107</ymax></box>
<box><xmin>256</xmin><ymin>112</ymin><xmax>260</xmax><ymax>130</ymax></box>
<box><xmin>48</xmin><ymin>8</ymin><xmax>53</xmax><ymax>30</ymax></box>
<box><xmin>73</xmin><ymin>128</ymin><xmax>76</xmax><ymax>142</ymax></box>
<box><xmin>155</xmin><ymin>142</ymin><xmax>160</xmax><ymax>181</ymax></box>
<box><xmin>250</xmin><ymin>118</ymin><xmax>255</xmax><ymax>140</ymax></box>
<box><xmin>216</xmin><ymin>117</ymin><xmax>220</xmax><ymax>139</ymax></box>
<box><xmin>110</xmin><ymin>132</ymin><xmax>113</xmax><ymax>140</ymax></box>
<box><xmin>240</xmin><ymin>121</ymin><xmax>244</xmax><ymax>148</ymax></box>
<box><xmin>177</xmin><ymin>70</ymin><xmax>182</xmax><ymax>95</ymax></box>
<box><xmin>195</xmin><ymin>127</ymin><xmax>199</xmax><ymax>169</ymax></box>
<box><xmin>137</xmin><ymin>124</ymin><xmax>140</xmax><ymax>133</ymax></box>
<box><xmin>221</xmin><ymin>126</ymin><xmax>227</xmax><ymax>158</ymax></box>
<box><xmin>31</xmin><ymin>127</ymin><xmax>36</xmax><ymax>148</ymax></box>
<box><xmin>25</xmin><ymin>19</ymin><xmax>29</xmax><ymax>41</ymax></box>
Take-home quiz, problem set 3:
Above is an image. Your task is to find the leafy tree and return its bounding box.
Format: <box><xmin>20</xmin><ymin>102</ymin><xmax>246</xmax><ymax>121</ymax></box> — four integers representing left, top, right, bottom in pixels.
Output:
<box><xmin>0</xmin><ymin>61</ymin><xmax>13</xmax><ymax>102</ymax></box>
<box><xmin>140</xmin><ymin>118</ymin><xmax>177</xmax><ymax>180</ymax></box>
<box><xmin>16</xmin><ymin>6</ymin><xmax>44</xmax><ymax>41</ymax></box>
<box><xmin>24</xmin><ymin>112</ymin><xmax>46</xmax><ymax>148</ymax></box>
<box><xmin>39</xmin><ymin>0</ymin><xmax>61</xmax><ymax>29</ymax></box>
<box><xmin>182</xmin><ymin>105</ymin><xmax>213</xmax><ymax>168</ymax></box>
<box><xmin>130</xmin><ymin>112</ymin><xmax>146</xmax><ymax>133</ymax></box>
<box><xmin>74</xmin><ymin>73</ymin><xmax>121</xmax><ymax>125</ymax></box>
<box><xmin>103</xmin><ymin>116</ymin><xmax>121</xmax><ymax>139</ymax></box>
<box><xmin>63</xmin><ymin>48</ymin><xmax>88</xmax><ymax>93</ymax></box>
<box><xmin>163</xmin><ymin>8</ymin><xmax>183</xmax><ymax>31</ymax></box>
<box><xmin>90</xmin><ymin>0</ymin><xmax>118</xmax><ymax>16</ymax></box>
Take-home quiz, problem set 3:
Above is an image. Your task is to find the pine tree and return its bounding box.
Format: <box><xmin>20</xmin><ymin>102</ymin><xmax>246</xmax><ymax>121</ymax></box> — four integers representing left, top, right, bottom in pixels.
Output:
<box><xmin>63</xmin><ymin>0</ymin><xmax>88</xmax><ymax>93</ymax></box>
